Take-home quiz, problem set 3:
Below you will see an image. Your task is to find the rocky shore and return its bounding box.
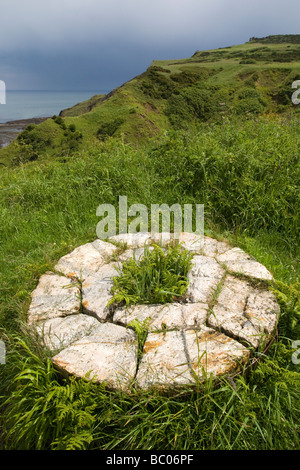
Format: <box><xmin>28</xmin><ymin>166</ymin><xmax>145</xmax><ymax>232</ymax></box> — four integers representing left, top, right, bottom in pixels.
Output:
<box><xmin>0</xmin><ymin>117</ymin><xmax>49</xmax><ymax>149</ymax></box>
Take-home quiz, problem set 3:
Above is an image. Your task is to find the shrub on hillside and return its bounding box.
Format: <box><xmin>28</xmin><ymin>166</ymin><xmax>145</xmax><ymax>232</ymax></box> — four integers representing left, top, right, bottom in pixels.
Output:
<box><xmin>165</xmin><ymin>85</ymin><xmax>219</xmax><ymax>126</ymax></box>
<box><xmin>97</xmin><ymin>118</ymin><xmax>124</xmax><ymax>141</ymax></box>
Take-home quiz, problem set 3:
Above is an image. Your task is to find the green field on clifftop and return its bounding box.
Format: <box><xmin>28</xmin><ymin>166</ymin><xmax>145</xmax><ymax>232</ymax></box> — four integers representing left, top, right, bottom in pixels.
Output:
<box><xmin>0</xmin><ymin>36</ymin><xmax>299</xmax><ymax>451</ymax></box>
<box><xmin>1</xmin><ymin>36</ymin><xmax>300</xmax><ymax>167</ymax></box>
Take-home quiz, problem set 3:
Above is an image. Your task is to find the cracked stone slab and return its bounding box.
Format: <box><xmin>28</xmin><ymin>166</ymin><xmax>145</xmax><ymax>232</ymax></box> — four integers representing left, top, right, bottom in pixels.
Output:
<box><xmin>184</xmin><ymin>327</ymin><xmax>250</xmax><ymax>379</ymax></box>
<box><xmin>243</xmin><ymin>289</ymin><xmax>279</xmax><ymax>345</ymax></box>
<box><xmin>52</xmin><ymin>323</ymin><xmax>138</xmax><ymax>390</ymax></box>
<box><xmin>177</xmin><ymin>232</ymin><xmax>204</xmax><ymax>253</ymax></box>
<box><xmin>202</xmin><ymin>236</ymin><xmax>231</xmax><ymax>258</ymax></box>
<box><xmin>216</xmin><ymin>247</ymin><xmax>273</xmax><ymax>280</ymax></box>
<box><xmin>136</xmin><ymin>326</ymin><xmax>249</xmax><ymax>389</ymax></box>
<box><xmin>118</xmin><ymin>247</ymin><xmax>151</xmax><ymax>263</ymax></box>
<box><xmin>135</xmin><ymin>330</ymin><xmax>194</xmax><ymax>388</ymax></box>
<box><xmin>208</xmin><ymin>275</ymin><xmax>279</xmax><ymax>348</ymax></box>
<box><xmin>27</xmin><ymin>232</ymin><xmax>280</xmax><ymax>392</ymax></box>
<box><xmin>110</xmin><ymin>232</ymin><xmax>202</xmax><ymax>250</ymax></box>
<box><xmin>27</xmin><ymin>273</ymin><xmax>81</xmax><ymax>324</ymax></box>
<box><xmin>54</xmin><ymin>240</ymin><xmax>117</xmax><ymax>279</ymax></box>
<box><xmin>113</xmin><ymin>302</ymin><xmax>208</xmax><ymax>331</ymax></box>
<box><xmin>81</xmin><ymin>263</ymin><xmax>119</xmax><ymax>321</ymax></box>
<box><xmin>187</xmin><ymin>255</ymin><xmax>225</xmax><ymax>303</ymax></box>
<box><xmin>108</xmin><ymin>232</ymin><xmax>152</xmax><ymax>248</ymax></box>
<box><xmin>34</xmin><ymin>314</ymin><xmax>100</xmax><ymax>353</ymax></box>
<box><xmin>183</xmin><ymin>303</ymin><xmax>209</xmax><ymax>328</ymax></box>
<box><xmin>149</xmin><ymin>232</ymin><xmax>180</xmax><ymax>246</ymax></box>
<box><xmin>91</xmin><ymin>239</ymin><xmax>119</xmax><ymax>258</ymax></box>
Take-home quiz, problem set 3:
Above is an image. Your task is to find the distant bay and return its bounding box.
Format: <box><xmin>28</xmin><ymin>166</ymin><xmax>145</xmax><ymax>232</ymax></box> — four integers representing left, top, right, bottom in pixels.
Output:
<box><xmin>0</xmin><ymin>90</ymin><xmax>110</xmax><ymax>148</ymax></box>
<box><xmin>0</xmin><ymin>90</ymin><xmax>110</xmax><ymax>124</ymax></box>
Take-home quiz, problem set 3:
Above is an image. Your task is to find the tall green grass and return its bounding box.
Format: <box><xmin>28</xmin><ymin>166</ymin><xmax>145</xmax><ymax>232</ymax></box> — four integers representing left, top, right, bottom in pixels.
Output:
<box><xmin>1</xmin><ymin>335</ymin><xmax>299</xmax><ymax>450</ymax></box>
<box><xmin>0</xmin><ymin>117</ymin><xmax>299</xmax><ymax>449</ymax></box>
<box><xmin>108</xmin><ymin>243</ymin><xmax>193</xmax><ymax>307</ymax></box>
<box><xmin>149</xmin><ymin>117</ymin><xmax>299</xmax><ymax>245</ymax></box>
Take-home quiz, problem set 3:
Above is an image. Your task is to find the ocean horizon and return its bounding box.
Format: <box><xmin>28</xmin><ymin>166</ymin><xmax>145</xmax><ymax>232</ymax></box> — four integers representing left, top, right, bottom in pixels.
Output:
<box><xmin>0</xmin><ymin>90</ymin><xmax>110</xmax><ymax>123</ymax></box>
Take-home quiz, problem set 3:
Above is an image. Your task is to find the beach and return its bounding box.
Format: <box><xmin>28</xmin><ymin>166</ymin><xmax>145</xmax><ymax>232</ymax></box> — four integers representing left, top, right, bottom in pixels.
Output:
<box><xmin>0</xmin><ymin>117</ymin><xmax>49</xmax><ymax>149</ymax></box>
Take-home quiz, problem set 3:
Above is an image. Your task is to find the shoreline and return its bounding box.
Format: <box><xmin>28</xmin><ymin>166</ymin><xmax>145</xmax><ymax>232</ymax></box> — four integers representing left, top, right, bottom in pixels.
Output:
<box><xmin>0</xmin><ymin>116</ymin><xmax>50</xmax><ymax>149</ymax></box>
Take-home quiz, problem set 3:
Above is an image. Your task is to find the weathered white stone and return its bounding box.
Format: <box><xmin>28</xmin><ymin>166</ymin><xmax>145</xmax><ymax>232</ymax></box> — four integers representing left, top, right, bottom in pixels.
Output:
<box><xmin>27</xmin><ymin>273</ymin><xmax>80</xmax><ymax>324</ymax></box>
<box><xmin>81</xmin><ymin>263</ymin><xmax>119</xmax><ymax>321</ymax></box>
<box><xmin>136</xmin><ymin>325</ymin><xmax>247</xmax><ymax>389</ymax></box>
<box><xmin>52</xmin><ymin>323</ymin><xmax>137</xmax><ymax>390</ymax></box>
<box><xmin>27</xmin><ymin>233</ymin><xmax>281</xmax><ymax>391</ymax></box>
<box><xmin>117</xmin><ymin>248</ymin><xmax>134</xmax><ymax>262</ymax></box>
<box><xmin>110</xmin><ymin>232</ymin><xmax>204</xmax><ymax>255</ymax></box>
<box><xmin>114</xmin><ymin>302</ymin><xmax>208</xmax><ymax>331</ymax></box>
<box><xmin>135</xmin><ymin>330</ymin><xmax>193</xmax><ymax>388</ymax></box>
<box><xmin>91</xmin><ymin>239</ymin><xmax>118</xmax><ymax>259</ymax></box>
<box><xmin>208</xmin><ymin>275</ymin><xmax>279</xmax><ymax>348</ymax></box>
<box><xmin>35</xmin><ymin>314</ymin><xmax>100</xmax><ymax>352</ymax></box>
<box><xmin>54</xmin><ymin>242</ymin><xmax>117</xmax><ymax>279</ymax></box>
<box><xmin>202</xmin><ymin>236</ymin><xmax>231</xmax><ymax>258</ymax></box>
<box><xmin>114</xmin><ymin>304</ymin><xmax>180</xmax><ymax>331</ymax></box>
<box><xmin>244</xmin><ymin>289</ymin><xmax>279</xmax><ymax>345</ymax></box>
<box><xmin>108</xmin><ymin>232</ymin><xmax>151</xmax><ymax>248</ymax></box>
<box><xmin>118</xmin><ymin>247</ymin><xmax>149</xmax><ymax>263</ymax></box>
<box><xmin>187</xmin><ymin>255</ymin><xmax>225</xmax><ymax>303</ymax></box>
<box><xmin>184</xmin><ymin>327</ymin><xmax>250</xmax><ymax>378</ymax></box>
<box><xmin>217</xmin><ymin>247</ymin><xmax>273</xmax><ymax>280</ymax></box>
<box><xmin>182</xmin><ymin>303</ymin><xmax>209</xmax><ymax>328</ymax></box>
<box><xmin>177</xmin><ymin>232</ymin><xmax>204</xmax><ymax>253</ymax></box>
<box><xmin>149</xmin><ymin>232</ymin><xmax>178</xmax><ymax>246</ymax></box>
<box><xmin>93</xmin><ymin>261</ymin><xmax>119</xmax><ymax>280</ymax></box>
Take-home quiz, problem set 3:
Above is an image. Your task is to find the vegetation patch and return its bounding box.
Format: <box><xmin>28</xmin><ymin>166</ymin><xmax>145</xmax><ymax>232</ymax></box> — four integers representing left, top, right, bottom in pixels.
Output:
<box><xmin>108</xmin><ymin>243</ymin><xmax>193</xmax><ymax>307</ymax></box>
<box><xmin>11</xmin><ymin>124</ymin><xmax>53</xmax><ymax>165</ymax></box>
<box><xmin>0</xmin><ymin>36</ymin><xmax>300</xmax><ymax>450</ymax></box>
<box><xmin>97</xmin><ymin>118</ymin><xmax>125</xmax><ymax>140</ymax></box>
<box><xmin>249</xmin><ymin>35</ymin><xmax>300</xmax><ymax>44</ymax></box>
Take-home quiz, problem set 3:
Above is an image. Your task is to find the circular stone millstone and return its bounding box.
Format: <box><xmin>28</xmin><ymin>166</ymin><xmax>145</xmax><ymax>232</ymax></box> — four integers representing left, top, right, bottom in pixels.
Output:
<box><xmin>27</xmin><ymin>232</ymin><xmax>280</xmax><ymax>391</ymax></box>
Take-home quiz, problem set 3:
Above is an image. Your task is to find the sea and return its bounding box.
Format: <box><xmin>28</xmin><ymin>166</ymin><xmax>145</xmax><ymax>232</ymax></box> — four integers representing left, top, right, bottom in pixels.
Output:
<box><xmin>0</xmin><ymin>90</ymin><xmax>110</xmax><ymax>123</ymax></box>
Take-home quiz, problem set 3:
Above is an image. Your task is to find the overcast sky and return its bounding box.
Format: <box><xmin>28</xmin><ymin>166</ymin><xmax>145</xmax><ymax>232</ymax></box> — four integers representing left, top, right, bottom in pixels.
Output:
<box><xmin>1</xmin><ymin>0</ymin><xmax>300</xmax><ymax>91</ymax></box>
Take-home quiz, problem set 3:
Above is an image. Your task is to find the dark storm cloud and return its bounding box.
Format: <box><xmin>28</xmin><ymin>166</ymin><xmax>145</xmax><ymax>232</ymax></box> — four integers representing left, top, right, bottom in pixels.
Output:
<box><xmin>1</xmin><ymin>0</ymin><xmax>300</xmax><ymax>90</ymax></box>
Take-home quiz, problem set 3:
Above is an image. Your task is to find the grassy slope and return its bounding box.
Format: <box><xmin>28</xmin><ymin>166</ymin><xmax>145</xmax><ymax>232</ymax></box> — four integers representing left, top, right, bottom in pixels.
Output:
<box><xmin>1</xmin><ymin>37</ymin><xmax>300</xmax><ymax>167</ymax></box>
<box><xmin>59</xmin><ymin>94</ymin><xmax>106</xmax><ymax>117</ymax></box>
<box><xmin>0</xmin><ymin>35</ymin><xmax>299</xmax><ymax>450</ymax></box>
<box><xmin>0</xmin><ymin>118</ymin><xmax>299</xmax><ymax>450</ymax></box>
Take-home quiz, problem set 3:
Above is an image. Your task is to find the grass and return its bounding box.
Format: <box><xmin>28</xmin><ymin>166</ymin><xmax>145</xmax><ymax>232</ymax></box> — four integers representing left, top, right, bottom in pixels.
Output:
<box><xmin>0</xmin><ymin>37</ymin><xmax>300</xmax><ymax>450</ymax></box>
<box><xmin>1</xmin><ymin>334</ymin><xmax>299</xmax><ymax>450</ymax></box>
<box><xmin>108</xmin><ymin>243</ymin><xmax>193</xmax><ymax>307</ymax></box>
<box><xmin>2</xmin><ymin>37</ymin><xmax>300</xmax><ymax>167</ymax></box>
<box><xmin>0</xmin><ymin>116</ymin><xmax>299</xmax><ymax>450</ymax></box>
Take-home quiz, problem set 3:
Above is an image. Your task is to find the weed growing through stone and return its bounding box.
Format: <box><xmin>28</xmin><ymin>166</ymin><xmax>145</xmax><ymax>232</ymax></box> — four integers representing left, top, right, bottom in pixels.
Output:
<box><xmin>127</xmin><ymin>318</ymin><xmax>151</xmax><ymax>374</ymax></box>
<box><xmin>107</xmin><ymin>243</ymin><xmax>193</xmax><ymax>307</ymax></box>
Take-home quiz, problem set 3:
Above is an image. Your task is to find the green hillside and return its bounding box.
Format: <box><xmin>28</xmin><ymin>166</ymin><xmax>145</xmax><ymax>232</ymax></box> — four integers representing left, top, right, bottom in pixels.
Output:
<box><xmin>1</xmin><ymin>35</ymin><xmax>300</xmax><ymax>167</ymax></box>
<box><xmin>0</xmin><ymin>35</ymin><xmax>299</xmax><ymax>451</ymax></box>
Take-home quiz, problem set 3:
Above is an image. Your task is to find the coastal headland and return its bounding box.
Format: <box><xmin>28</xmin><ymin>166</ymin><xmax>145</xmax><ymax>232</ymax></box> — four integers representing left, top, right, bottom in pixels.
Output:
<box><xmin>0</xmin><ymin>117</ymin><xmax>49</xmax><ymax>149</ymax></box>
